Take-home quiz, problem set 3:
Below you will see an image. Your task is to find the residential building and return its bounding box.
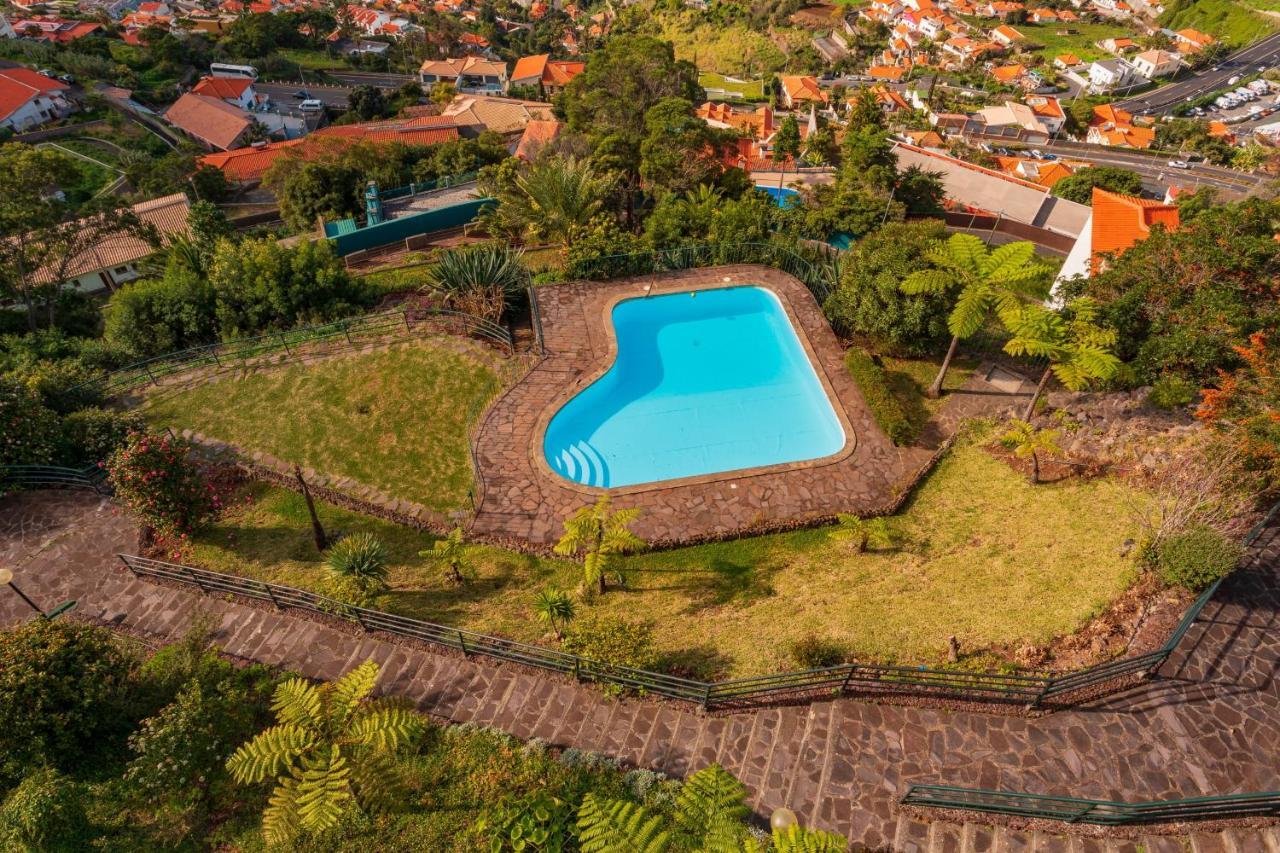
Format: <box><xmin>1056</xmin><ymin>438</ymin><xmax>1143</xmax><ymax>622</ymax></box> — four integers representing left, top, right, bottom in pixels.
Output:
<box><xmin>1087</xmin><ymin>58</ymin><xmax>1139</xmax><ymax>93</ymax></box>
<box><xmin>419</xmin><ymin>56</ymin><xmax>509</xmax><ymax>95</ymax></box>
<box><xmin>164</xmin><ymin>92</ymin><xmax>255</xmax><ymax>151</ymax></box>
<box><xmin>697</xmin><ymin>102</ymin><xmax>775</xmax><ymax>140</ymax></box>
<box><xmin>1101</xmin><ymin>37</ymin><xmax>1138</xmax><ymax>55</ymax></box>
<box><xmin>990</xmin><ymin>24</ymin><xmax>1025</xmax><ymax>46</ymax></box>
<box><xmin>1086</xmin><ymin>103</ymin><xmax>1153</xmax><ymax>148</ymax></box>
<box><xmin>866</xmin><ymin>65</ymin><xmax>908</xmax><ymax>82</ymax></box>
<box><xmin>514</xmin><ymin>118</ymin><xmax>562</xmax><ymax>160</ymax></box>
<box><xmin>0</xmin><ymin>67</ymin><xmax>74</xmax><ymax>132</ymax></box>
<box><xmin>6</xmin><ymin>15</ymin><xmax>101</xmax><ymax>41</ymax></box>
<box><xmin>1130</xmin><ymin>48</ymin><xmax>1179</xmax><ymax>78</ymax></box>
<box><xmin>509</xmin><ymin>54</ymin><xmax>585</xmax><ymax>96</ymax></box>
<box><xmin>1025</xmin><ymin>94</ymin><xmax>1065</xmax><ymax>134</ymax></box>
<box><xmin>1055</xmin><ymin>53</ymin><xmax>1083</xmax><ymax>69</ymax></box>
<box><xmin>1056</xmin><ymin>186</ymin><xmax>1178</xmax><ymax>283</ymax></box>
<box><xmin>439</xmin><ymin>94</ymin><xmax>554</xmax><ymax>135</ymax></box>
<box><xmin>779</xmin><ymin>75</ymin><xmax>828</xmax><ymax>108</ymax></box>
<box><xmin>978</xmin><ymin>100</ymin><xmax>1050</xmax><ymax>135</ymax></box>
<box><xmin>190</xmin><ymin>75</ymin><xmax>259</xmax><ymax>110</ymax></box>
<box><xmin>1173</xmin><ymin>28</ymin><xmax>1214</xmax><ymax>53</ymax></box>
<box><xmin>33</xmin><ymin>192</ymin><xmax>191</xmax><ymax>293</ymax></box>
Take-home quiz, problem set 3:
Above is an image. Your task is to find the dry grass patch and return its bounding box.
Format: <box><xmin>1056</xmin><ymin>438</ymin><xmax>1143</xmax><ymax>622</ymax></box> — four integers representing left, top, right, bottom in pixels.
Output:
<box><xmin>140</xmin><ymin>339</ymin><xmax>502</xmax><ymax>514</ymax></box>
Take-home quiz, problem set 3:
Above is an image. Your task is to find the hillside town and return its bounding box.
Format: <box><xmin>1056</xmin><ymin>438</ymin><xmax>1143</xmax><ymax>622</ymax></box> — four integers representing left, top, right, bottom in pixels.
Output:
<box><xmin>1</xmin><ymin>0</ymin><xmax>1280</xmax><ymax>847</ymax></box>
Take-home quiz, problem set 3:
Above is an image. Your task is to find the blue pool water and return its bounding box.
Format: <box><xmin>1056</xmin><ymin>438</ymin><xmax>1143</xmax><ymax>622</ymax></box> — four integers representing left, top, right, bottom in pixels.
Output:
<box><xmin>543</xmin><ymin>286</ymin><xmax>846</xmax><ymax>488</ymax></box>
<box><xmin>756</xmin><ymin>185</ymin><xmax>801</xmax><ymax>208</ymax></box>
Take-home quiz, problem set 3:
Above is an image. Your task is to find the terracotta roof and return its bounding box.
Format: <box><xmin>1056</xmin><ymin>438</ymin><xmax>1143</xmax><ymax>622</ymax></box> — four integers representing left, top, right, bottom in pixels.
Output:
<box><xmin>191</xmin><ymin>76</ymin><xmax>252</xmax><ymax>100</ymax></box>
<box><xmin>29</xmin><ymin>192</ymin><xmax>190</xmax><ymax>285</ymax></box>
<box><xmin>440</xmin><ymin>95</ymin><xmax>555</xmax><ymax>134</ymax></box>
<box><xmin>514</xmin><ymin>118</ymin><xmax>563</xmax><ymax>160</ymax></box>
<box><xmin>544</xmin><ymin>60</ymin><xmax>585</xmax><ymax>87</ymax></box>
<box><xmin>0</xmin><ymin>68</ymin><xmax>66</xmax><ymax>122</ymax></box>
<box><xmin>991</xmin><ymin>63</ymin><xmax>1026</xmax><ymax>83</ymax></box>
<box><xmin>419</xmin><ymin>56</ymin><xmax>507</xmax><ymax>79</ymax></box>
<box><xmin>511</xmin><ymin>53</ymin><xmax>548</xmax><ymax>84</ymax></box>
<box><xmin>164</xmin><ymin>92</ymin><xmax>252</xmax><ymax>150</ymax></box>
<box><xmin>1091</xmin><ymin>187</ymin><xmax>1178</xmax><ymax>272</ymax></box>
<box><xmin>1056</xmin><ymin>53</ymin><xmax>1081</xmax><ymax>65</ymax></box>
<box><xmin>867</xmin><ymin>65</ymin><xmax>907</xmax><ymax>81</ymax></box>
<box><xmin>780</xmin><ymin>75</ymin><xmax>828</xmax><ymax>103</ymax></box>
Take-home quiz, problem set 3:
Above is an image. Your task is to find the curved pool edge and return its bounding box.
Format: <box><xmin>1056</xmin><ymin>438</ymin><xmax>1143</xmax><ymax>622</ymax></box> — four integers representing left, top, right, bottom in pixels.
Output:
<box><xmin>527</xmin><ymin>275</ymin><xmax>859</xmax><ymax>497</ymax></box>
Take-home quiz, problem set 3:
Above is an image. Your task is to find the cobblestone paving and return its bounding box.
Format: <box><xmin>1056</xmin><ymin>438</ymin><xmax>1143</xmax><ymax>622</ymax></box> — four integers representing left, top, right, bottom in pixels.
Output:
<box><xmin>470</xmin><ymin>266</ymin><xmax>1031</xmax><ymax>545</ymax></box>
<box><xmin>3</xmin><ymin>491</ymin><xmax>1278</xmax><ymax>851</ymax></box>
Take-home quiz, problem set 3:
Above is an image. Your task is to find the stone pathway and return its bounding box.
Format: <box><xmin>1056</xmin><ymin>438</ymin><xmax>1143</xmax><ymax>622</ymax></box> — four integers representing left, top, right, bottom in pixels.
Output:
<box><xmin>3</xmin><ymin>491</ymin><xmax>1279</xmax><ymax>851</ymax></box>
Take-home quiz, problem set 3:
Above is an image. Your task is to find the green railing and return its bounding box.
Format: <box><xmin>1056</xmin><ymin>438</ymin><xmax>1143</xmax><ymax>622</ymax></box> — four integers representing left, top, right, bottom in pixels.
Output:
<box><xmin>899</xmin><ymin>785</ymin><xmax>1280</xmax><ymax>826</ymax></box>
<box><xmin>378</xmin><ymin>171</ymin><xmax>480</xmax><ymax>202</ymax></box>
<box><xmin>80</xmin><ymin>306</ymin><xmax>513</xmax><ymax>397</ymax></box>
<box><xmin>0</xmin><ymin>465</ymin><xmax>110</xmax><ymax>494</ymax></box>
<box><xmin>561</xmin><ymin>241</ymin><xmax>842</xmax><ymax>304</ymax></box>
<box><xmin>115</xmin><ymin>553</ymin><xmax>1225</xmax><ymax>712</ymax></box>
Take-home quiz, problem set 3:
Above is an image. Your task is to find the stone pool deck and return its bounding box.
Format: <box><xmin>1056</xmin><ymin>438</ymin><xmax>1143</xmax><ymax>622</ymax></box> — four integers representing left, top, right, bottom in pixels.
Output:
<box><xmin>469</xmin><ymin>265</ymin><xmax>1032</xmax><ymax>546</ymax></box>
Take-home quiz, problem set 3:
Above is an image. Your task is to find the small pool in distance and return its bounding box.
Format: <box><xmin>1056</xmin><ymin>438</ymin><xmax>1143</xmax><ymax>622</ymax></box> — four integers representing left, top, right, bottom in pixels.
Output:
<box><xmin>543</xmin><ymin>286</ymin><xmax>846</xmax><ymax>488</ymax></box>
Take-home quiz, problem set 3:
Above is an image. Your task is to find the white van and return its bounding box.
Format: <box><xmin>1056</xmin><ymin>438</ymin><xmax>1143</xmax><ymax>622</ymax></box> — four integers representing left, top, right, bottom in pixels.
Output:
<box><xmin>299</xmin><ymin>99</ymin><xmax>325</xmax><ymax>112</ymax></box>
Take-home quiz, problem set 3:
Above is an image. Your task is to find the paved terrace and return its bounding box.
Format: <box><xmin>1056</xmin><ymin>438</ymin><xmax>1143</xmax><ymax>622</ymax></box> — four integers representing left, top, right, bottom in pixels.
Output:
<box><xmin>3</xmin><ymin>490</ymin><xmax>1279</xmax><ymax>851</ymax></box>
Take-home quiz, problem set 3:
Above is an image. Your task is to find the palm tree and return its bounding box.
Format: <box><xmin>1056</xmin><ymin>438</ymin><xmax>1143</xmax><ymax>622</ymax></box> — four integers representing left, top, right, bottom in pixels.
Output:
<box><xmin>1003</xmin><ymin>297</ymin><xmax>1121</xmax><ymax>420</ymax></box>
<box><xmin>835</xmin><ymin>513</ymin><xmax>893</xmax><ymax>553</ymax></box>
<box><xmin>553</xmin><ymin>495</ymin><xmax>645</xmax><ymax>596</ymax></box>
<box><xmin>1001</xmin><ymin>419</ymin><xmax>1063</xmax><ymax>484</ymax></box>
<box><xmin>225</xmin><ymin>660</ymin><xmax>422</xmax><ymax>847</ymax></box>
<box><xmin>900</xmin><ymin>235</ymin><xmax>1050</xmax><ymax>398</ymax></box>
<box><xmin>420</xmin><ymin>526</ymin><xmax>468</xmax><ymax>585</ymax></box>
<box><xmin>483</xmin><ymin>155</ymin><xmax>616</xmax><ymax>247</ymax></box>
<box><xmin>532</xmin><ymin>587</ymin><xmax>576</xmax><ymax>640</ymax></box>
<box><xmin>576</xmin><ymin>763</ymin><xmax>847</xmax><ymax>852</ymax></box>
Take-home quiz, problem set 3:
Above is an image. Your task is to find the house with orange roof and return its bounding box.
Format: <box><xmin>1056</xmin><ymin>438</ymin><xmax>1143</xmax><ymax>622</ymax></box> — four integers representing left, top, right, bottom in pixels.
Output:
<box><xmin>990</xmin><ymin>63</ymin><xmax>1028</xmax><ymax>86</ymax></box>
<box><xmin>866</xmin><ymin>65</ymin><xmax>908</xmax><ymax>82</ymax></box>
<box><xmin>905</xmin><ymin>129</ymin><xmax>945</xmax><ymax>148</ymax></box>
<box><xmin>163</xmin><ymin>93</ymin><xmax>256</xmax><ymax>151</ymax></box>
<box><xmin>8</xmin><ymin>15</ymin><xmax>100</xmax><ymax>42</ymax></box>
<box><xmin>1101</xmin><ymin>37</ymin><xmax>1139</xmax><ymax>55</ymax></box>
<box><xmin>779</xmin><ymin>75</ymin><xmax>827</xmax><ymax>109</ymax></box>
<box><xmin>1028</xmin><ymin>7</ymin><xmax>1057</xmax><ymax>20</ymax></box>
<box><xmin>0</xmin><ymin>67</ymin><xmax>73</xmax><ymax>132</ymax></box>
<box><xmin>1207</xmin><ymin>120</ymin><xmax>1235</xmax><ymax>144</ymax></box>
<box><xmin>990</xmin><ymin>24</ymin><xmax>1025</xmax><ymax>47</ymax></box>
<box><xmin>1173</xmin><ymin>28</ymin><xmax>1215</xmax><ymax>53</ymax></box>
<box><xmin>514</xmin><ymin>119</ymin><xmax>563</xmax><ymax>160</ymax></box>
<box><xmin>1131</xmin><ymin>48</ymin><xmax>1179</xmax><ymax>78</ymax></box>
<box><xmin>1025</xmin><ymin>94</ymin><xmax>1065</xmax><ymax>134</ymax></box>
<box><xmin>1090</xmin><ymin>187</ymin><xmax>1177</xmax><ymax>272</ymax></box>
<box><xmin>510</xmin><ymin>54</ymin><xmax>585</xmax><ymax>96</ymax></box>
<box><xmin>697</xmin><ymin>102</ymin><xmax>775</xmax><ymax>139</ymax></box>
<box><xmin>191</xmin><ymin>75</ymin><xmax>258</xmax><ymax>111</ymax></box>
<box><xmin>994</xmin><ymin>155</ymin><xmax>1077</xmax><ymax>187</ymax></box>
<box><xmin>420</xmin><ymin>57</ymin><xmax>509</xmax><ymax>95</ymax></box>
<box><xmin>1086</xmin><ymin>103</ymin><xmax>1153</xmax><ymax>148</ymax></box>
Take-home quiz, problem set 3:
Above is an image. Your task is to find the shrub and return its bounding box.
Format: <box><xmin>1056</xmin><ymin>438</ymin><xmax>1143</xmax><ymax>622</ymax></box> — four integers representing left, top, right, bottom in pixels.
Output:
<box><xmin>1157</xmin><ymin>524</ymin><xmax>1243</xmax><ymax>591</ymax></box>
<box><xmin>424</xmin><ymin>243</ymin><xmax>529</xmax><ymax>322</ymax></box>
<box><xmin>61</xmin><ymin>407</ymin><xmax>146</xmax><ymax>466</ymax></box>
<box><xmin>563</xmin><ymin>614</ymin><xmax>658</xmax><ymax>675</ymax></box>
<box><xmin>477</xmin><ymin>790</ymin><xmax>576</xmax><ymax>852</ymax></box>
<box><xmin>564</xmin><ymin>216</ymin><xmax>646</xmax><ymax>280</ymax></box>
<box><xmin>845</xmin><ymin>349</ymin><xmax>913</xmax><ymax>444</ymax></box>
<box><xmin>788</xmin><ymin>634</ymin><xmax>848</xmax><ymax>668</ymax></box>
<box><xmin>325</xmin><ymin>532</ymin><xmax>390</xmax><ymax>592</ymax></box>
<box><xmin>107</xmin><ymin>432</ymin><xmax>221</xmax><ymax>536</ymax></box>
<box><xmin>0</xmin><ymin>620</ymin><xmax>134</xmax><ymax>785</ymax></box>
<box><xmin>0</xmin><ymin>768</ymin><xmax>89</xmax><ymax>852</ymax></box>
<box><xmin>102</xmin><ymin>263</ymin><xmax>218</xmax><ymax>359</ymax></box>
<box><xmin>822</xmin><ymin>220</ymin><xmax>952</xmax><ymax>356</ymax></box>
<box><xmin>0</xmin><ymin>376</ymin><xmax>60</xmax><ymax>466</ymax></box>
<box><xmin>1148</xmin><ymin>374</ymin><xmax>1198</xmax><ymax>410</ymax></box>
<box><xmin>13</xmin><ymin>358</ymin><xmax>104</xmax><ymax>414</ymax></box>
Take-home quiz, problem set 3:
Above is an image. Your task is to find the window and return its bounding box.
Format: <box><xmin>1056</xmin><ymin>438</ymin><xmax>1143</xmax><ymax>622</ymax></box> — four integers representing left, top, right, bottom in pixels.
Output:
<box><xmin>113</xmin><ymin>266</ymin><xmax>131</xmax><ymax>275</ymax></box>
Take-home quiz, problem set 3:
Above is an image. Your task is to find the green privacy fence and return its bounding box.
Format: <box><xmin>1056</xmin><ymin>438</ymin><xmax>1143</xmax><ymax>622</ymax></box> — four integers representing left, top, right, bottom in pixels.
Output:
<box><xmin>114</xmin><ymin>553</ymin><xmax>1225</xmax><ymax>713</ymax></box>
<box><xmin>326</xmin><ymin>197</ymin><xmax>495</xmax><ymax>256</ymax></box>
<box><xmin>899</xmin><ymin>785</ymin><xmax>1280</xmax><ymax>826</ymax></box>
<box><xmin>562</xmin><ymin>241</ymin><xmax>842</xmax><ymax>304</ymax></box>
<box><xmin>78</xmin><ymin>307</ymin><xmax>512</xmax><ymax>398</ymax></box>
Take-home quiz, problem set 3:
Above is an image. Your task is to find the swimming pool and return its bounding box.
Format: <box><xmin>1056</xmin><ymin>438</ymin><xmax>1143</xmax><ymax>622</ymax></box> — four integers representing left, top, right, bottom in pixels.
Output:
<box><xmin>543</xmin><ymin>286</ymin><xmax>846</xmax><ymax>488</ymax></box>
<box><xmin>756</xmin><ymin>185</ymin><xmax>801</xmax><ymax>208</ymax></box>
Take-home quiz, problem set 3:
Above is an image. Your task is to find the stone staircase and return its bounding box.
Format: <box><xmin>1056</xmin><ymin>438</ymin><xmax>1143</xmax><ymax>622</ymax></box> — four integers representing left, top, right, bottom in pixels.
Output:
<box><xmin>891</xmin><ymin>814</ymin><xmax>1280</xmax><ymax>853</ymax></box>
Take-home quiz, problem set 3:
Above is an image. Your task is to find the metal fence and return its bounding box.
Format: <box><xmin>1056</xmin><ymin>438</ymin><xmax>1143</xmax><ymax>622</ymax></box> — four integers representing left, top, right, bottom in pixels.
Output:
<box><xmin>0</xmin><ymin>465</ymin><xmax>110</xmax><ymax>494</ymax></box>
<box><xmin>899</xmin><ymin>785</ymin><xmax>1280</xmax><ymax>826</ymax></box>
<box><xmin>563</xmin><ymin>241</ymin><xmax>842</xmax><ymax>305</ymax></box>
<box><xmin>81</xmin><ymin>306</ymin><xmax>512</xmax><ymax>397</ymax></box>
<box><xmin>378</xmin><ymin>171</ymin><xmax>480</xmax><ymax>202</ymax></box>
<box><xmin>115</xmin><ymin>554</ymin><xmax>1224</xmax><ymax>712</ymax></box>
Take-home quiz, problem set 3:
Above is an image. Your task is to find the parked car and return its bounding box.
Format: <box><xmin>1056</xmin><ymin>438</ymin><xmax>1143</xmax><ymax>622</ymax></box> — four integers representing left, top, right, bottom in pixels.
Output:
<box><xmin>298</xmin><ymin>99</ymin><xmax>324</xmax><ymax>112</ymax></box>
<box><xmin>1168</xmin><ymin>159</ymin><xmax>1190</xmax><ymax>168</ymax></box>
<box><xmin>292</xmin><ymin>90</ymin><xmax>309</xmax><ymax>99</ymax></box>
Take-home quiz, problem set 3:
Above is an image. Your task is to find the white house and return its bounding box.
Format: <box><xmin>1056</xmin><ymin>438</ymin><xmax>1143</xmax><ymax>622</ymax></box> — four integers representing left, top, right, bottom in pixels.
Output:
<box><xmin>419</xmin><ymin>57</ymin><xmax>509</xmax><ymax>95</ymax></box>
<box><xmin>190</xmin><ymin>75</ymin><xmax>258</xmax><ymax>110</ymax></box>
<box><xmin>0</xmin><ymin>68</ymin><xmax>74</xmax><ymax>132</ymax></box>
<box><xmin>1130</xmin><ymin>49</ymin><xmax>1179</xmax><ymax>79</ymax></box>
<box><xmin>1088</xmin><ymin>58</ymin><xmax>1140</xmax><ymax>93</ymax></box>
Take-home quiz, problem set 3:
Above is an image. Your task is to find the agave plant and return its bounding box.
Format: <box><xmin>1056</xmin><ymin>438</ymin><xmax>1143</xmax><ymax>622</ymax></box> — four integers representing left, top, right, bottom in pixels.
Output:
<box><xmin>325</xmin><ymin>533</ymin><xmax>389</xmax><ymax>593</ymax></box>
<box><xmin>422</xmin><ymin>243</ymin><xmax>529</xmax><ymax>322</ymax></box>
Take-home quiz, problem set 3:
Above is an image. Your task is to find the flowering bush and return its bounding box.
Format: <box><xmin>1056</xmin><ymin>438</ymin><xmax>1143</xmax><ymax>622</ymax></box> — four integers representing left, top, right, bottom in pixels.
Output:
<box><xmin>0</xmin><ymin>376</ymin><xmax>60</xmax><ymax>466</ymax></box>
<box><xmin>107</xmin><ymin>432</ymin><xmax>221</xmax><ymax>536</ymax></box>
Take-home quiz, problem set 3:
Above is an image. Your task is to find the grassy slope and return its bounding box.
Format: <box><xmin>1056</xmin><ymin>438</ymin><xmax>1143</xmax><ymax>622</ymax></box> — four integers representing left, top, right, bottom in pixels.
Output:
<box><xmin>1160</xmin><ymin>0</ymin><xmax>1277</xmax><ymax>46</ymax></box>
<box><xmin>141</xmin><ymin>340</ymin><xmax>499</xmax><ymax>514</ymax></box>
<box><xmin>1018</xmin><ymin>20</ymin><xmax>1137</xmax><ymax>62</ymax></box>
<box><xmin>699</xmin><ymin>73</ymin><xmax>767</xmax><ymax>101</ymax></box>
<box><xmin>188</xmin><ymin>435</ymin><xmax>1143</xmax><ymax>678</ymax></box>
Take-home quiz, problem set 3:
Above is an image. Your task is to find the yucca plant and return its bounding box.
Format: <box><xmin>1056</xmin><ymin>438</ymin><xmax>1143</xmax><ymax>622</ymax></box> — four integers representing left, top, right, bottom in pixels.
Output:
<box><xmin>226</xmin><ymin>660</ymin><xmax>423</xmax><ymax>847</ymax></box>
<box><xmin>835</xmin><ymin>514</ymin><xmax>893</xmax><ymax>553</ymax></box>
<box><xmin>423</xmin><ymin>243</ymin><xmax>529</xmax><ymax>322</ymax></box>
<box><xmin>532</xmin><ymin>587</ymin><xmax>576</xmax><ymax>640</ymax></box>
<box><xmin>576</xmin><ymin>763</ymin><xmax>847</xmax><ymax>852</ymax></box>
<box><xmin>420</xmin><ymin>526</ymin><xmax>469</xmax><ymax>585</ymax></box>
<box><xmin>325</xmin><ymin>533</ymin><xmax>389</xmax><ymax>593</ymax></box>
<box><xmin>554</xmin><ymin>495</ymin><xmax>645</xmax><ymax>596</ymax></box>
<box><xmin>899</xmin><ymin>235</ymin><xmax>1050</xmax><ymax>398</ymax></box>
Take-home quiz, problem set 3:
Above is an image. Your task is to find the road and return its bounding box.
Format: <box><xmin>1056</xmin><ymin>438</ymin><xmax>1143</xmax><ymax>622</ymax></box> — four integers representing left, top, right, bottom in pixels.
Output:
<box><xmin>1118</xmin><ymin>31</ymin><xmax>1280</xmax><ymax>115</ymax></box>
<box><xmin>326</xmin><ymin>70</ymin><xmax>416</xmax><ymax>89</ymax></box>
<box><xmin>1041</xmin><ymin>138</ymin><xmax>1265</xmax><ymax>194</ymax></box>
<box><xmin>256</xmin><ymin>82</ymin><xmax>354</xmax><ymax>109</ymax></box>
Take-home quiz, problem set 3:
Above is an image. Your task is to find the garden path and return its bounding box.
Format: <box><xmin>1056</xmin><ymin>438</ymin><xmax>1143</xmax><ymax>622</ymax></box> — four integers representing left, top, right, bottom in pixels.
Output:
<box><xmin>3</xmin><ymin>491</ymin><xmax>1280</xmax><ymax>851</ymax></box>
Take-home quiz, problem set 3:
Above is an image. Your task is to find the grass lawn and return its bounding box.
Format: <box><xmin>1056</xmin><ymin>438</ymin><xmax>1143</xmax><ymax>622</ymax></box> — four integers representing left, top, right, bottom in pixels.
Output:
<box><xmin>358</xmin><ymin>262</ymin><xmax>435</xmax><ymax>296</ymax></box>
<box><xmin>141</xmin><ymin>340</ymin><xmax>501</xmax><ymax>514</ymax></box>
<box><xmin>1018</xmin><ymin>20</ymin><xmax>1136</xmax><ymax>62</ymax></box>
<box><xmin>699</xmin><ymin>73</ymin><xmax>767</xmax><ymax>101</ymax></box>
<box><xmin>188</xmin><ymin>431</ymin><xmax>1145</xmax><ymax>678</ymax></box>
<box><xmin>1160</xmin><ymin>0</ymin><xmax>1277</xmax><ymax>46</ymax></box>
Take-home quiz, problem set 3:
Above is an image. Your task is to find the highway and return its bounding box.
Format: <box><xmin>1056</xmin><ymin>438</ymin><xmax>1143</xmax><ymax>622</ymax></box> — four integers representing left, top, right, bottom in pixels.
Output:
<box><xmin>326</xmin><ymin>70</ymin><xmax>417</xmax><ymax>89</ymax></box>
<box><xmin>1117</xmin><ymin>32</ymin><xmax>1280</xmax><ymax>115</ymax></box>
<box><xmin>256</xmin><ymin>82</ymin><xmax>355</xmax><ymax>109</ymax></box>
<box><xmin>1042</xmin><ymin>138</ymin><xmax>1264</xmax><ymax>195</ymax></box>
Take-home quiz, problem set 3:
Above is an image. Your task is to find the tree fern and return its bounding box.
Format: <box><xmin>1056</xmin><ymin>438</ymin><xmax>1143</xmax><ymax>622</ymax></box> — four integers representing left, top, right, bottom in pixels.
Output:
<box><xmin>673</xmin><ymin>763</ymin><xmax>750</xmax><ymax>844</ymax></box>
<box><xmin>271</xmin><ymin>678</ymin><xmax>323</xmax><ymax>729</ymax></box>
<box><xmin>226</xmin><ymin>723</ymin><xmax>315</xmax><ymax>784</ymax></box>
<box><xmin>262</xmin><ymin>775</ymin><xmax>302</xmax><ymax>847</ymax></box>
<box><xmin>772</xmin><ymin>825</ymin><xmax>850</xmax><ymax>852</ymax></box>
<box><xmin>577</xmin><ymin>794</ymin><xmax>670</xmax><ymax>853</ymax></box>
<box><xmin>294</xmin><ymin>745</ymin><xmax>354</xmax><ymax>835</ymax></box>
<box><xmin>347</xmin><ymin>702</ymin><xmax>421</xmax><ymax>751</ymax></box>
<box><xmin>328</xmin><ymin>660</ymin><xmax>380</xmax><ymax>728</ymax></box>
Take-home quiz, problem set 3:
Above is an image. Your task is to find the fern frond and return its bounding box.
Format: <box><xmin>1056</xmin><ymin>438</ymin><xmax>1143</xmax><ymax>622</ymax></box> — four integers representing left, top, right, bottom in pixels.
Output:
<box><xmin>673</xmin><ymin>763</ymin><xmax>749</xmax><ymax>842</ymax></box>
<box><xmin>899</xmin><ymin>268</ymin><xmax>953</xmax><ymax>295</ymax></box>
<box><xmin>329</xmin><ymin>660</ymin><xmax>380</xmax><ymax>727</ymax></box>
<box><xmin>226</xmin><ymin>723</ymin><xmax>314</xmax><ymax>784</ymax></box>
<box><xmin>271</xmin><ymin>678</ymin><xmax>323</xmax><ymax>729</ymax></box>
<box><xmin>348</xmin><ymin>704</ymin><xmax>423</xmax><ymax>752</ymax></box>
<box><xmin>295</xmin><ymin>744</ymin><xmax>354</xmax><ymax>835</ymax></box>
<box><xmin>262</xmin><ymin>775</ymin><xmax>302</xmax><ymax>848</ymax></box>
<box><xmin>577</xmin><ymin>793</ymin><xmax>671</xmax><ymax>853</ymax></box>
<box><xmin>349</xmin><ymin>750</ymin><xmax>407</xmax><ymax>815</ymax></box>
<box><xmin>979</xmin><ymin>240</ymin><xmax>1035</xmax><ymax>278</ymax></box>
<box><xmin>943</xmin><ymin>233</ymin><xmax>986</xmax><ymax>275</ymax></box>
<box><xmin>947</xmin><ymin>283</ymin><xmax>993</xmax><ymax>338</ymax></box>
<box><xmin>772</xmin><ymin>824</ymin><xmax>850</xmax><ymax>852</ymax></box>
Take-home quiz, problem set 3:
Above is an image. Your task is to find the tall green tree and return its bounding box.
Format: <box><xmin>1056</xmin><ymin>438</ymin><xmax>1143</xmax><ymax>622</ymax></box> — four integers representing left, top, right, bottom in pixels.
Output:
<box><xmin>899</xmin><ymin>235</ymin><xmax>1049</xmax><ymax>398</ymax></box>
<box><xmin>1050</xmin><ymin>166</ymin><xmax>1144</xmax><ymax>205</ymax></box>
<box><xmin>772</xmin><ymin>115</ymin><xmax>802</xmax><ymax>189</ymax></box>
<box><xmin>638</xmin><ymin>97</ymin><xmax>725</xmax><ymax>195</ymax></box>
<box><xmin>226</xmin><ymin>660</ymin><xmax>422</xmax><ymax>847</ymax></box>
<box><xmin>1003</xmin><ymin>297</ymin><xmax>1122</xmax><ymax>419</ymax></box>
<box><xmin>553</xmin><ymin>495</ymin><xmax>645</xmax><ymax>596</ymax></box>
